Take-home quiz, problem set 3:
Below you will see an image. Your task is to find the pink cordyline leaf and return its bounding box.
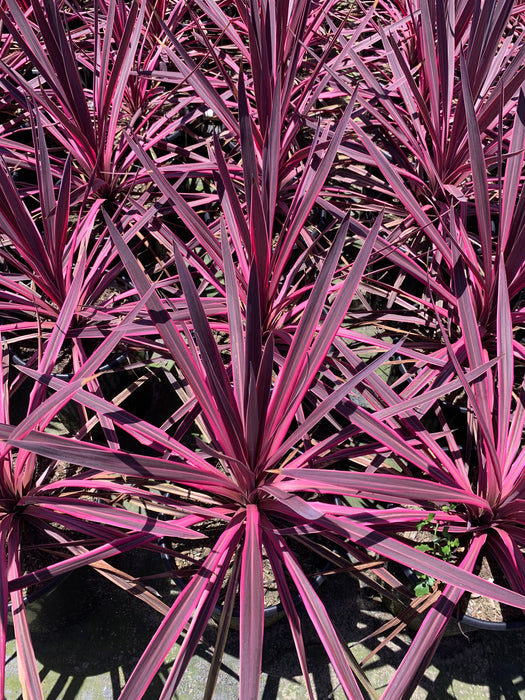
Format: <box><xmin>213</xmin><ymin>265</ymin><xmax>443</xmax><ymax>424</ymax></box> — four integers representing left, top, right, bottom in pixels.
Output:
<box><xmin>221</xmin><ymin>221</ymin><xmax>247</xmax><ymax>420</ymax></box>
<box><xmin>240</xmin><ymin>504</ymin><xmax>264</xmax><ymax>698</ymax></box>
<box><xmin>496</xmin><ymin>254</ymin><xmax>513</xmax><ymax>468</ymax></box>
<box><xmin>435</xmin><ymin>275</ymin><xmax>502</xmax><ymax>501</ymax></box>
<box><xmin>157</xmin><ymin>552</ymin><xmax>240</xmax><ymax>700</ymax></box>
<box><xmin>17</xmin><ymin>505</ymin><xmax>163</xmax><ymax>557</ymax></box>
<box><xmin>351</xmin><ymin>36</ymin><xmax>438</xmax><ymax>176</ymax></box>
<box><xmin>122</xmin><ymin>135</ymin><xmax>224</xmax><ymax>267</ymax></box>
<box><xmin>245</xmin><ymin>368</ymin><xmax>260</xmax><ymax>470</ymax></box>
<box><xmin>279</xmin><ymin>469</ymin><xmax>487</xmax><ymax>510</ymax></box>
<box><xmin>268</xmin><ymin>339</ymin><xmax>404</xmax><ymax>467</ymax></box>
<box><xmin>7</xmin><ymin>522</ymin><xmax>43</xmax><ymax>700</ymax></box>
<box><xmin>7</xmin><ymin>531</ymin><xmax>168</xmax><ymax>593</ymax></box>
<box><xmin>52</xmin><ymin>152</ymin><xmax>72</xmax><ymax>270</ymax></box>
<box><xmin>321</xmin><ymin>512</ymin><xmax>525</xmax><ymax>609</ymax></box>
<box><xmin>215</xmin><ymin>139</ymin><xmax>251</xmax><ymax>277</ymax></box>
<box><xmin>32</xmin><ymin>109</ymin><xmax>63</xmax><ymax>286</ymax></box>
<box><xmin>0</xmin><ymin>59</ymin><xmax>94</xmax><ymax>176</ymax></box>
<box><xmin>464</xmin><ymin>0</ymin><xmax>516</xmax><ymax>101</ymax></box>
<box><xmin>0</xmin><ymin>0</ymin><xmax>159</xmax><ymax>201</ymax></box>
<box><xmin>290</xmin><ymin>0</ymin><xmax>360</xmax><ymax>120</ymax></box>
<box><xmin>503</xmin><ymin>419</ymin><xmax>525</xmax><ymax>492</ymax></box>
<box><xmin>347</xmin><ymin>116</ymin><xmax>451</xmax><ymax>263</ymax></box>
<box><xmin>0</xmin><ymin>156</ymin><xmax>56</xmax><ymax>293</ymax></box>
<box><xmin>26</xmin><ymin>252</ymin><xmax>87</xmax><ymax>412</ymax></box>
<box><xmin>22</xmin><ymin>497</ymin><xmax>202</xmax><ymax>540</ymax></box>
<box><xmin>243</xmin><ymin>263</ymin><xmax>263</xmax><ymax>395</ymax></box>
<box><xmin>11</xmin><ymin>588</ymin><xmax>42</xmax><ymax>700</ymax></box>
<box><xmin>271</xmin><ymin>95</ymin><xmax>358</xmax><ymax>294</ymax></box>
<box><xmin>0</xmin><ymin>525</ymin><xmax>8</xmax><ymax>697</ymax></box>
<box><xmin>248</xmin><ymin>149</ymin><xmax>270</xmax><ymax>307</ymax></box>
<box><xmin>6</xmin><ymin>427</ymin><xmax>238</xmax><ymax>499</ymax></box>
<box><xmin>312</xmin><ymin>503</ymin><xmax>460</xmax><ymax>529</ymax></box>
<box><xmin>299</xmin><ymin>395</ymin><xmax>440</xmax><ymax>478</ymax></box>
<box><xmin>504</xmin><ymin>448</ymin><xmax>525</xmax><ymax>500</ymax></box>
<box><xmin>262</xmin><ymin>528</ymin><xmax>315</xmax><ymax>699</ymax></box>
<box><xmin>263</xmin><ymin>215</ymin><xmax>349</xmax><ymax>442</ymax></box>
<box><xmin>0</xmin><ymin>0</ymin><xmax>96</xmax><ymax>153</ymax></box>
<box><xmin>191</xmin><ymin>0</ymin><xmax>250</xmax><ymax>61</ymax></box>
<box><xmin>500</xmin><ymin>89</ymin><xmax>525</xmax><ymax>252</ymax></box>
<box><xmin>160</xmin><ymin>31</ymin><xmax>239</xmax><ymax>138</ymax></box>
<box><xmin>494</xmin><ymin>531</ymin><xmax>525</xmax><ymax>590</ymax></box>
<box><xmin>33</xmin><ymin>477</ymin><xmax>198</xmax><ymax>503</ymax></box>
<box><xmin>460</xmin><ymin>53</ymin><xmax>493</xmax><ymax>291</ymax></box>
<box><xmin>172</xmin><ymin>244</ymin><xmax>247</xmax><ymax>464</ymax></box>
<box><xmin>263</xmin><ymin>483</ymin><xmax>327</xmax><ymax>524</ymax></box>
<box><xmin>97</xmin><ymin>0</ymin><xmax>146</xmax><ymax>176</ymax></box>
<box><xmin>372</xmin><ymin>358</ymin><xmax>499</xmax><ymax>422</ymax></box>
<box><xmin>17</xmin><ymin>365</ymin><xmax>219</xmax><ymax>470</ymax></box>
<box><xmin>345</xmin><ymin>215</ymin><xmax>457</xmax><ymax>307</ymax></box>
<box><xmin>450</xmin><ymin>243</ymin><xmax>497</xmax><ymax>441</ymax></box>
<box><xmin>490</xmin><ymin>528</ymin><xmax>525</xmax><ymax>594</ymax></box>
<box><xmin>0</xmin><ymin>335</ymin><xmax>9</xmax><ymax>426</ymax></box>
<box><xmin>9</xmin><ymin>290</ymin><xmax>154</xmax><ymax>452</ymax></box>
<box><xmin>105</xmin><ymin>212</ymin><xmax>236</xmax><ymax>447</ymax></box>
<box><xmin>435</xmin><ymin>0</ymin><xmax>455</xmax><ymax>145</ymax></box>
<box><xmin>238</xmin><ymin>68</ymin><xmax>261</xmax><ymax>214</ymax></box>
<box><xmin>261</xmin><ymin>68</ymin><xmax>281</xmax><ymax>228</ymax></box>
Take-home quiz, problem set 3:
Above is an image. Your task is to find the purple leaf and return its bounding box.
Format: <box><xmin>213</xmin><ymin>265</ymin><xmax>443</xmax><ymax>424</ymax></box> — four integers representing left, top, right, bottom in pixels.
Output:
<box><xmin>239</xmin><ymin>505</ymin><xmax>264</xmax><ymax>698</ymax></box>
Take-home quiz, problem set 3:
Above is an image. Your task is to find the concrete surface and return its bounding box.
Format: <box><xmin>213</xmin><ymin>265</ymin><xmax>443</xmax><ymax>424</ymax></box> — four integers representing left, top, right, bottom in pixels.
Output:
<box><xmin>5</xmin><ymin>552</ymin><xmax>525</xmax><ymax>699</ymax></box>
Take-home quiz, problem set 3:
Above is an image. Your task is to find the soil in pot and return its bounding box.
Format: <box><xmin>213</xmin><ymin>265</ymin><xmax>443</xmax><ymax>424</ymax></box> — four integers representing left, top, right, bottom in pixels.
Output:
<box><xmin>456</xmin><ymin>554</ymin><xmax>525</xmax><ymax>629</ymax></box>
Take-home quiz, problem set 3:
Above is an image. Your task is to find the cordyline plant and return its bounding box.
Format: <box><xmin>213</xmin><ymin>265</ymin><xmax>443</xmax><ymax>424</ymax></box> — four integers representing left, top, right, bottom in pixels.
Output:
<box><xmin>122</xmin><ymin>0</ymin><xmax>377</xmax><ymax>325</ymax></box>
<box><xmin>0</xmin><ymin>0</ymin><xmax>210</xmax><ymax>375</ymax></box>
<box><xmin>0</xmin><ymin>0</ymin><xmax>523</xmax><ymax>697</ymax></box>
<box><xmin>0</xmin><ymin>112</ymin><xmax>124</xmax><ymax>329</ymax></box>
<box><xmin>10</xmin><ymin>210</ymin><xmax>525</xmax><ymax>700</ymax></box>
<box><xmin>0</xmin><ymin>111</ymin><xmax>141</xmax><ymax>440</ymax></box>
<box><xmin>336</xmin><ymin>0</ymin><xmax>525</xmax><ymax>346</ymax></box>
<box><xmin>0</xmin><ymin>275</ymin><xmax>209</xmax><ymax>700</ymax></box>
<box><xmin>0</xmin><ymin>0</ymin><xmax>185</xmax><ymax>202</ymax></box>
<box><xmin>342</xmin><ymin>0</ymin><xmax>524</xmax><ymax>224</ymax></box>
<box><xmin>283</xmin><ymin>255</ymin><xmax>525</xmax><ymax>699</ymax></box>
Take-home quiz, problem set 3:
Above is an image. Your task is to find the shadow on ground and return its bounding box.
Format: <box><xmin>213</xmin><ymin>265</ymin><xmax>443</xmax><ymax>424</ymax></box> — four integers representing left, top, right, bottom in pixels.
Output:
<box><xmin>5</xmin><ymin>552</ymin><xmax>525</xmax><ymax>699</ymax></box>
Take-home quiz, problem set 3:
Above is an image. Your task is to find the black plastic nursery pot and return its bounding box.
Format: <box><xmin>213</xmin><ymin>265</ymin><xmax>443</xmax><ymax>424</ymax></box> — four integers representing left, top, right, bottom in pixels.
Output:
<box><xmin>160</xmin><ymin>540</ymin><xmax>326</xmax><ymax>630</ymax></box>
<box><xmin>389</xmin><ymin>565</ymin><xmax>525</xmax><ymax>635</ymax></box>
<box><xmin>7</xmin><ymin>574</ymin><xmax>66</xmax><ymax>627</ymax></box>
<box><xmin>334</xmin><ymin>497</ymin><xmax>525</xmax><ymax>635</ymax></box>
<box><xmin>6</xmin><ymin>569</ymin><xmax>100</xmax><ymax>632</ymax></box>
